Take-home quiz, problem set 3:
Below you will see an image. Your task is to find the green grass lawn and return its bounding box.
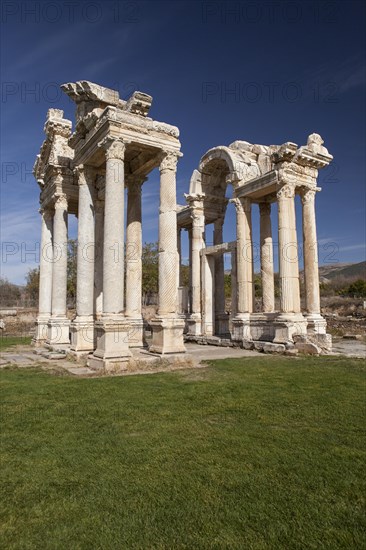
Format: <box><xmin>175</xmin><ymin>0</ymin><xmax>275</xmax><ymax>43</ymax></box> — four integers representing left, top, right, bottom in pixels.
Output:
<box><xmin>0</xmin><ymin>335</ymin><xmax>32</xmax><ymax>351</ymax></box>
<box><xmin>0</xmin><ymin>356</ymin><xmax>365</xmax><ymax>549</ymax></box>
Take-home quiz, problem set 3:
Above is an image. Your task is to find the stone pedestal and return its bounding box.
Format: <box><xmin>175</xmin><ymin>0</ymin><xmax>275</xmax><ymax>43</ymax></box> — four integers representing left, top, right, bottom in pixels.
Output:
<box><xmin>231</xmin><ymin>313</ymin><xmax>251</xmax><ymax>342</ymax></box>
<box><xmin>89</xmin><ymin>317</ymin><xmax>131</xmax><ymax>370</ymax></box>
<box><xmin>273</xmin><ymin>313</ymin><xmax>307</xmax><ymax>344</ymax></box>
<box><xmin>149</xmin><ymin>317</ymin><xmax>186</xmax><ymax>354</ymax></box>
<box><xmin>48</xmin><ymin>318</ymin><xmax>71</xmax><ymax>349</ymax></box>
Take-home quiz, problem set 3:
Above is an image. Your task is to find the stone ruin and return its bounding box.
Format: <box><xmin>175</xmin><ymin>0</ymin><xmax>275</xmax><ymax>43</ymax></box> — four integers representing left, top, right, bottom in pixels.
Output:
<box><xmin>33</xmin><ymin>81</ymin><xmax>333</xmax><ymax>368</ymax></box>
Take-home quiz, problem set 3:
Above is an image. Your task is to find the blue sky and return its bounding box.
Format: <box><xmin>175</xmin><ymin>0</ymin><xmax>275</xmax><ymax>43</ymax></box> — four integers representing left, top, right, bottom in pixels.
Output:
<box><xmin>1</xmin><ymin>0</ymin><xmax>365</xmax><ymax>284</ymax></box>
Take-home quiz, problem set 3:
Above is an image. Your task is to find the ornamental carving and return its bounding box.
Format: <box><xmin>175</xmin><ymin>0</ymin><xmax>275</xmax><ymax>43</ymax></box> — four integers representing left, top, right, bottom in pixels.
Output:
<box><xmin>159</xmin><ymin>152</ymin><xmax>178</xmax><ymax>173</ymax></box>
<box><xmin>99</xmin><ymin>137</ymin><xmax>126</xmax><ymax>161</ymax></box>
<box><xmin>301</xmin><ymin>188</ymin><xmax>316</xmax><ymax>204</ymax></box>
<box><xmin>276</xmin><ymin>184</ymin><xmax>295</xmax><ymax>200</ymax></box>
<box><xmin>74</xmin><ymin>165</ymin><xmax>96</xmax><ymax>185</ymax></box>
<box><xmin>54</xmin><ymin>194</ymin><xmax>68</xmax><ymax>210</ymax></box>
<box><xmin>230</xmin><ymin>197</ymin><xmax>251</xmax><ymax>213</ymax></box>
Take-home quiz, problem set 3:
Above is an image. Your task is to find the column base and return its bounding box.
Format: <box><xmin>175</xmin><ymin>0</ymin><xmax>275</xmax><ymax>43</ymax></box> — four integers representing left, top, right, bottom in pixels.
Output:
<box><xmin>125</xmin><ymin>317</ymin><xmax>145</xmax><ymax>348</ymax></box>
<box><xmin>305</xmin><ymin>313</ymin><xmax>327</xmax><ymax>334</ymax></box>
<box><xmin>70</xmin><ymin>316</ymin><xmax>95</xmax><ymax>353</ymax></box>
<box><xmin>231</xmin><ymin>314</ymin><xmax>252</xmax><ymax>342</ymax></box>
<box><xmin>92</xmin><ymin>316</ymin><xmax>131</xmax><ymax>365</ymax></box>
<box><xmin>249</xmin><ymin>312</ymin><xmax>277</xmax><ymax>342</ymax></box>
<box><xmin>47</xmin><ymin>317</ymin><xmax>70</xmax><ymax>348</ymax></box>
<box><xmin>273</xmin><ymin>313</ymin><xmax>307</xmax><ymax>344</ymax></box>
<box><xmin>33</xmin><ymin>315</ymin><xmax>50</xmax><ymax>346</ymax></box>
<box><xmin>216</xmin><ymin>313</ymin><xmax>230</xmax><ymax>337</ymax></box>
<box><xmin>187</xmin><ymin>314</ymin><xmax>202</xmax><ymax>336</ymax></box>
<box><xmin>149</xmin><ymin>316</ymin><xmax>186</xmax><ymax>354</ymax></box>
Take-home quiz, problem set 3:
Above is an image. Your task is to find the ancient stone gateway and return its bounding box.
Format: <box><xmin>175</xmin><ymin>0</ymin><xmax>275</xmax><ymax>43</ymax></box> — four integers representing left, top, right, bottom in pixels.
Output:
<box><xmin>33</xmin><ymin>81</ymin><xmax>333</xmax><ymax>364</ymax></box>
<box><xmin>177</xmin><ymin>136</ymin><xmax>333</xmax><ymax>351</ymax></box>
<box><xmin>33</xmin><ymin>81</ymin><xmax>185</xmax><ymax>369</ymax></box>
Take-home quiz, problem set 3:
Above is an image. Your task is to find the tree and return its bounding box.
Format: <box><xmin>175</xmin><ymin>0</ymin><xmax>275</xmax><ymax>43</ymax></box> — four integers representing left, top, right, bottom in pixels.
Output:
<box><xmin>25</xmin><ymin>267</ymin><xmax>40</xmax><ymax>302</ymax></box>
<box><xmin>141</xmin><ymin>242</ymin><xmax>159</xmax><ymax>304</ymax></box>
<box><xmin>67</xmin><ymin>239</ymin><xmax>77</xmax><ymax>306</ymax></box>
<box><xmin>0</xmin><ymin>277</ymin><xmax>21</xmax><ymax>307</ymax></box>
<box><xmin>346</xmin><ymin>279</ymin><xmax>366</xmax><ymax>298</ymax></box>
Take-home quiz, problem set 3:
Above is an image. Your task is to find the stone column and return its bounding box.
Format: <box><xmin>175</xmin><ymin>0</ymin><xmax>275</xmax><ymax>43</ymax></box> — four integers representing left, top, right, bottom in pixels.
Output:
<box><xmin>71</xmin><ymin>166</ymin><xmax>96</xmax><ymax>353</ymax></box>
<box><xmin>91</xmin><ymin>138</ymin><xmax>131</xmax><ymax>370</ymax></box>
<box><xmin>301</xmin><ymin>188</ymin><xmax>326</xmax><ymax>333</ymax></box>
<box><xmin>259</xmin><ymin>202</ymin><xmax>275</xmax><ymax>313</ymax></box>
<box><xmin>202</xmin><ymin>253</ymin><xmax>215</xmax><ymax>336</ymax></box>
<box><xmin>277</xmin><ymin>184</ymin><xmax>301</xmax><ymax>313</ymax></box>
<box><xmin>230</xmin><ymin>248</ymin><xmax>238</xmax><ymax>321</ymax></box>
<box><xmin>125</xmin><ymin>176</ymin><xmax>144</xmax><ymax>347</ymax></box>
<box><xmin>94</xmin><ymin>199</ymin><xmax>104</xmax><ymax>319</ymax></box>
<box><xmin>231</xmin><ymin>196</ymin><xmax>253</xmax><ymax>341</ymax></box>
<box><xmin>187</xmin><ymin>199</ymin><xmax>205</xmax><ymax>335</ymax></box>
<box><xmin>34</xmin><ymin>208</ymin><xmax>53</xmax><ymax>345</ymax></box>
<box><xmin>188</xmin><ymin>227</ymin><xmax>192</xmax><ymax>313</ymax></box>
<box><xmin>214</xmin><ymin>216</ymin><xmax>227</xmax><ymax>335</ymax></box>
<box><xmin>48</xmin><ymin>193</ymin><xmax>70</xmax><ymax>346</ymax></box>
<box><xmin>150</xmin><ymin>151</ymin><xmax>185</xmax><ymax>354</ymax></box>
<box><xmin>177</xmin><ymin>227</ymin><xmax>182</xmax><ymax>287</ymax></box>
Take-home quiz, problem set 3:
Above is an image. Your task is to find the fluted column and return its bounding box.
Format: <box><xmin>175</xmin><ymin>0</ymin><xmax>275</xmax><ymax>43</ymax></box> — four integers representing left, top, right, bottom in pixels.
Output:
<box><xmin>231</xmin><ymin>196</ymin><xmax>253</xmax><ymax>341</ymax></box>
<box><xmin>48</xmin><ymin>193</ymin><xmax>70</xmax><ymax>346</ymax></box>
<box><xmin>301</xmin><ymin>188</ymin><xmax>320</xmax><ymax>314</ymax></box>
<box><xmin>177</xmin><ymin>227</ymin><xmax>182</xmax><ymax>287</ymax></box>
<box><xmin>94</xmin><ymin>199</ymin><xmax>104</xmax><ymax>319</ymax></box>
<box><xmin>71</xmin><ymin>165</ymin><xmax>96</xmax><ymax>352</ymax></box>
<box><xmin>214</xmin><ymin>216</ymin><xmax>226</xmax><ymax>328</ymax></box>
<box><xmin>150</xmin><ymin>151</ymin><xmax>185</xmax><ymax>354</ymax></box>
<box><xmin>259</xmin><ymin>202</ymin><xmax>275</xmax><ymax>313</ymax></box>
<box><xmin>234</xmin><ymin>197</ymin><xmax>253</xmax><ymax>314</ymax></box>
<box><xmin>277</xmin><ymin>184</ymin><xmax>301</xmax><ymax>313</ymax></box>
<box><xmin>34</xmin><ymin>208</ymin><xmax>53</xmax><ymax>344</ymax></box>
<box><xmin>125</xmin><ymin>176</ymin><xmax>144</xmax><ymax>347</ymax></box>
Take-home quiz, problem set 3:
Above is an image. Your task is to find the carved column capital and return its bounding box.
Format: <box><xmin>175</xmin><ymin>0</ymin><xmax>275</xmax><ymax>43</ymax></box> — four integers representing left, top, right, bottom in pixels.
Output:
<box><xmin>54</xmin><ymin>193</ymin><xmax>68</xmax><ymax>210</ymax></box>
<box><xmin>98</xmin><ymin>137</ymin><xmax>126</xmax><ymax>161</ymax></box>
<box><xmin>126</xmin><ymin>175</ymin><xmax>146</xmax><ymax>193</ymax></box>
<box><xmin>74</xmin><ymin>164</ymin><xmax>96</xmax><ymax>185</ymax></box>
<box><xmin>39</xmin><ymin>206</ymin><xmax>53</xmax><ymax>220</ymax></box>
<box><xmin>276</xmin><ymin>184</ymin><xmax>295</xmax><ymax>200</ymax></box>
<box><xmin>300</xmin><ymin>188</ymin><xmax>316</xmax><ymax>204</ymax></box>
<box><xmin>230</xmin><ymin>196</ymin><xmax>251</xmax><ymax>213</ymax></box>
<box><xmin>159</xmin><ymin>151</ymin><xmax>179</xmax><ymax>173</ymax></box>
<box><xmin>259</xmin><ymin>202</ymin><xmax>271</xmax><ymax>216</ymax></box>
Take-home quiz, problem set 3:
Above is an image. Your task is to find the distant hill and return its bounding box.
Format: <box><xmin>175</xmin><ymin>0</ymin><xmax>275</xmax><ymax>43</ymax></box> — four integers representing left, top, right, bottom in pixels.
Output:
<box><xmin>319</xmin><ymin>261</ymin><xmax>366</xmax><ymax>282</ymax></box>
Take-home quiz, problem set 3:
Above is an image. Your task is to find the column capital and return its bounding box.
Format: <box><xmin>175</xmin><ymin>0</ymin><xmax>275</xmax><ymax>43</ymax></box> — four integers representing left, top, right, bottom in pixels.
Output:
<box><xmin>159</xmin><ymin>151</ymin><xmax>180</xmax><ymax>173</ymax></box>
<box><xmin>259</xmin><ymin>202</ymin><xmax>271</xmax><ymax>215</ymax></box>
<box><xmin>276</xmin><ymin>184</ymin><xmax>295</xmax><ymax>200</ymax></box>
<box><xmin>54</xmin><ymin>193</ymin><xmax>68</xmax><ymax>210</ymax></box>
<box><xmin>126</xmin><ymin>175</ymin><xmax>146</xmax><ymax>191</ymax></box>
<box><xmin>98</xmin><ymin>137</ymin><xmax>126</xmax><ymax>161</ymax></box>
<box><xmin>230</xmin><ymin>196</ymin><xmax>251</xmax><ymax>213</ymax></box>
<box><xmin>74</xmin><ymin>164</ymin><xmax>96</xmax><ymax>185</ymax></box>
<box><xmin>300</xmin><ymin>187</ymin><xmax>317</xmax><ymax>204</ymax></box>
<box><xmin>39</xmin><ymin>206</ymin><xmax>53</xmax><ymax>220</ymax></box>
